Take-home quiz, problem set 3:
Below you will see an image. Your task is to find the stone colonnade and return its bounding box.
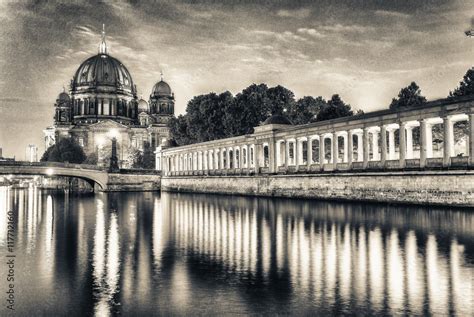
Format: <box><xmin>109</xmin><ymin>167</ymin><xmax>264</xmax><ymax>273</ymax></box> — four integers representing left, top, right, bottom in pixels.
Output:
<box><xmin>159</xmin><ymin>98</ymin><xmax>474</xmax><ymax>176</ymax></box>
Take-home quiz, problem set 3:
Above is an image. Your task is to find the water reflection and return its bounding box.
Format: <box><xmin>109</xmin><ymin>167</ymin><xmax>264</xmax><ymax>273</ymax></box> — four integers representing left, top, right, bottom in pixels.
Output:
<box><xmin>0</xmin><ymin>186</ymin><xmax>473</xmax><ymax>316</ymax></box>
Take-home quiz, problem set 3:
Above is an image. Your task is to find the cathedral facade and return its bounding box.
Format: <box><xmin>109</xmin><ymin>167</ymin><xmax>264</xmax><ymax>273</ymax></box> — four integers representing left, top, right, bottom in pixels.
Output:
<box><xmin>43</xmin><ymin>28</ymin><xmax>173</xmax><ymax>167</ymax></box>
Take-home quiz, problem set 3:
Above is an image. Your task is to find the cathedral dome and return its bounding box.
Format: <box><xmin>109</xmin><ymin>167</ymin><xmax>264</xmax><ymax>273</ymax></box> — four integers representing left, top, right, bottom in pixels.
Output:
<box><xmin>57</xmin><ymin>91</ymin><xmax>71</xmax><ymax>106</ymax></box>
<box><xmin>138</xmin><ymin>98</ymin><xmax>149</xmax><ymax>113</ymax></box>
<box><xmin>71</xmin><ymin>53</ymin><xmax>136</xmax><ymax>96</ymax></box>
<box><xmin>152</xmin><ymin>80</ymin><xmax>172</xmax><ymax>97</ymax></box>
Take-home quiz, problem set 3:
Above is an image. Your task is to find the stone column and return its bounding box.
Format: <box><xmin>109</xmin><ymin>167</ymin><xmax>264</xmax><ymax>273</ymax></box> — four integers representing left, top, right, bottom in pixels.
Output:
<box><xmin>372</xmin><ymin>130</ymin><xmax>379</xmax><ymax>161</ymax></box>
<box><xmin>332</xmin><ymin>133</ymin><xmax>338</xmax><ymax>165</ymax></box>
<box><xmin>381</xmin><ymin>126</ymin><xmax>387</xmax><ymax>165</ymax></box>
<box><xmin>276</xmin><ymin>141</ymin><xmax>281</xmax><ymax>167</ymax></box>
<box><xmin>388</xmin><ymin>129</ymin><xmax>396</xmax><ymax>160</ymax></box>
<box><xmin>363</xmin><ymin>128</ymin><xmax>369</xmax><ymax>168</ymax></box>
<box><xmin>420</xmin><ymin>120</ymin><xmax>428</xmax><ymax>167</ymax></box>
<box><xmin>203</xmin><ymin>151</ymin><xmax>207</xmax><ymax>170</ymax></box>
<box><xmin>295</xmin><ymin>140</ymin><xmax>300</xmax><ymax>170</ymax></box>
<box><xmin>443</xmin><ymin>116</ymin><xmax>453</xmax><ymax>167</ymax></box>
<box><xmin>399</xmin><ymin>122</ymin><xmax>406</xmax><ymax>168</ymax></box>
<box><xmin>470</xmin><ymin>114</ymin><xmax>474</xmax><ymax>166</ymax></box>
<box><xmin>406</xmin><ymin>127</ymin><xmax>413</xmax><ymax>159</ymax></box>
<box><xmin>307</xmin><ymin>138</ymin><xmax>313</xmax><ymax>168</ymax></box>
<box><xmin>357</xmin><ymin>133</ymin><xmax>363</xmax><ymax>162</ymax></box>
<box><xmin>254</xmin><ymin>144</ymin><xmax>260</xmax><ymax>174</ymax></box>
<box><xmin>284</xmin><ymin>140</ymin><xmax>289</xmax><ymax>168</ymax></box>
<box><xmin>269</xmin><ymin>138</ymin><xmax>276</xmax><ymax>173</ymax></box>
<box><xmin>347</xmin><ymin>131</ymin><xmax>353</xmax><ymax>165</ymax></box>
<box><xmin>320</xmin><ymin>136</ymin><xmax>325</xmax><ymax>166</ymax></box>
<box><xmin>343</xmin><ymin>134</ymin><xmax>348</xmax><ymax>163</ymax></box>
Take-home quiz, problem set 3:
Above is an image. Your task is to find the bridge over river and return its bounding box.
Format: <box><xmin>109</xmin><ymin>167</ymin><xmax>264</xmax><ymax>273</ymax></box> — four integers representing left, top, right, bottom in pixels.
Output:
<box><xmin>0</xmin><ymin>161</ymin><xmax>161</xmax><ymax>191</ymax></box>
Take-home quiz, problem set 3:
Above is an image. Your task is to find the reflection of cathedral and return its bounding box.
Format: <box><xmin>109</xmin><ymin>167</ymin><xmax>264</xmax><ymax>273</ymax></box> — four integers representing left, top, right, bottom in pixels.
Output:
<box><xmin>43</xmin><ymin>26</ymin><xmax>174</xmax><ymax>166</ymax></box>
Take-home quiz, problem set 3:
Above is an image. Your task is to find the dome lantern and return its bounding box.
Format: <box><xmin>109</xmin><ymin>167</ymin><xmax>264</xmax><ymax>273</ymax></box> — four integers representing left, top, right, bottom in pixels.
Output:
<box><xmin>98</xmin><ymin>24</ymin><xmax>108</xmax><ymax>55</ymax></box>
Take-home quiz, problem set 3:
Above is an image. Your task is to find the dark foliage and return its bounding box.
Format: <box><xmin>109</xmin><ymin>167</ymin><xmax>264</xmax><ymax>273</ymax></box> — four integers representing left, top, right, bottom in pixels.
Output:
<box><xmin>317</xmin><ymin>94</ymin><xmax>354</xmax><ymax>121</ymax></box>
<box><xmin>449</xmin><ymin>67</ymin><xmax>474</xmax><ymax>98</ymax></box>
<box><xmin>40</xmin><ymin>137</ymin><xmax>86</xmax><ymax>163</ymax></box>
<box><xmin>168</xmin><ymin>84</ymin><xmax>357</xmax><ymax>145</ymax></box>
<box><xmin>132</xmin><ymin>141</ymin><xmax>155</xmax><ymax>169</ymax></box>
<box><xmin>389</xmin><ymin>82</ymin><xmax>427</xmax><ymax>110</ymax></box>
<box><xmin>287</xmin><ymin>96</ymin><xmax>326</xmax><ymax>125</ymax></box>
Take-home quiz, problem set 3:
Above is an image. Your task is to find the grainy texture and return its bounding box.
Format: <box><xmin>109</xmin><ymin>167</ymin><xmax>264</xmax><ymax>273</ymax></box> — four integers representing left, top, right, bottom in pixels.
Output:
<box><xmin>161</xmin><ymin>171</ymin><xmax>474</xmax><ymax>206</ymax></box>
<box><xmin>107</xmin><ymin>173</ymin><xmax>161</xmax><ymax>191</ymax></box>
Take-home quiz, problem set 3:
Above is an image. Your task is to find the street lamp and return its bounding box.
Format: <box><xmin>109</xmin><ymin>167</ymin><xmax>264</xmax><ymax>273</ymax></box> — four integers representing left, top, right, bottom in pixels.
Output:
<box><xmin>95</xmin><ymin>129</ymin><xmax>120</xmax><ymax>171</ymax></box>
<box><xmin>107</xmin><ymin>129</ymin><xmax>120</xmax><ymax>172</ymax></box>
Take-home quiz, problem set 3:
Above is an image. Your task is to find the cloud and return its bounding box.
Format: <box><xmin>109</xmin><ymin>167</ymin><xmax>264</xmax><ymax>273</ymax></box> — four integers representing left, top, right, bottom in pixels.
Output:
<box><xmin>0</xmin><ymin>97</ymin><xmax>27</xmax><ymax>103</ymax></box>
<box><xmin>252</xmin><ymin>30</ymin><xmax>308</xmax><ymax>42</ymax></box>
<box><xmin>297</xmin><ymin>28</ymin><xmax>325</xmax><ymax>38</ymax></box>
<box><xmin>276</xmin><ymin>8</ymin><xmax>311</xmax><ymax>19</ymax></box>
<box><xmin>319</xmin><ymin>23</ymin><xmax>375</xmax><ymax>33</ymax></box>
<box><xmin>374</xmin><ymin>10</ymin><xmax>411</xmax><ymax>19</ymax></box>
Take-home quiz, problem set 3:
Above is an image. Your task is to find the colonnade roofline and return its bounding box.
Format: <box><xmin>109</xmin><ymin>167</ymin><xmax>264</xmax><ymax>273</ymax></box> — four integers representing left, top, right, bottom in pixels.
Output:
<box><xmin>281</xmin><ymin>94</ymin><xmax>474</xmax><ymax>133</ymax></box>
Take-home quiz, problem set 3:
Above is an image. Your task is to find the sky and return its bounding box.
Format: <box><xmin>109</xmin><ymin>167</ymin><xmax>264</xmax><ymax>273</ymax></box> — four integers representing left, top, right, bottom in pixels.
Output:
<box><xmin>0</xmin><ymin>0</ymin><xmax>473</xmax><ymax>158</ymax></box>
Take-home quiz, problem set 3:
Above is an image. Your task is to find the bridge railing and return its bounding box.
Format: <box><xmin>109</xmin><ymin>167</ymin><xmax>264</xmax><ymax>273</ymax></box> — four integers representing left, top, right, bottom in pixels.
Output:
<box><xmin>119</xmin><ymin>168</ymin><xmax>161</xmax><ymax>175</ymax></box>
<box><xmin>0</xmin><ymin>161</ymin><xmax>105</xmax><ymax>171</ymax></box>
<box><xmin>0</xmin><ymin>161</ymin><xmax>162</xmax><ymax>175</ymax></box>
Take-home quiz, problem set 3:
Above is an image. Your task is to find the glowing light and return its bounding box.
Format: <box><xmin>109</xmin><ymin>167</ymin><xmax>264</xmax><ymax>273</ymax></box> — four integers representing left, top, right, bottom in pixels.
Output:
<box><xmin>96</xmin><ymin>136</ymin><xmax>106</xmax><ymax>147</ymax></box>
<box><xmin>108</xmin><ymin>128</ymin><xmax>119</xmax><ymax>139</ymax></box>
<box><xmin>46</xmin><ymin>168</ymin><xmax>54</xmax><ymax>176</ymax></box>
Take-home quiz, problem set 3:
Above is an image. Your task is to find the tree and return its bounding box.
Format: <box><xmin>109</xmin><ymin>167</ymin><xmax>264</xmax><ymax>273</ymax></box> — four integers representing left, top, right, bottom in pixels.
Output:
<box><xmin>389</xmin><ymin>82</ymin><xmax>427</xmax><ymax>110</ymax></box>
<box><xmin>225</xmin><ymin>84</ymin><xmax>272</xmax><ymax>136</ymax></box>
<box><xmin>449</xmin><ymin>67</ymin><xmax>474</xmax><ymax>98</ymax></box>
<box><xmin>287</xmin><ymin>96</ymin><xmax>326</xmax><ymax>125</ymax></box>
<box><xmin>169</xmin><ymin>84</ymin><xmax>356</xmax><ymax>144</ymax></box>
<box><xmin>186</xmin><ymin>92</ymin><xmax>232</xmax><ymax>142</ymax></box>
<box><xmin>317</xmin><ymin>94</ymin><xmax>354</xmax><ymax>121</ymax></box>
<box><xmin>168</xmin><ymin>115</ymin><xmax>192</xmax><ymax>145</ymax></box>
<box><xmin>84</xmin><ymin>151</ymin><xmax>98</xmax><ymax>165</ymax></box>
<box><xmin>132</xmin><ymin>141</ymin><xmax>155</xmax><ymax>169</ymax></box>
<box><xmin>41</xmin><ymin>137</ymin><xmax>86</xmax><ymax>163</ymax></box>
<box><xmin>267</xmin><ymin>85</ymin><xmax>295</xmax><ymax>116</ymax></box>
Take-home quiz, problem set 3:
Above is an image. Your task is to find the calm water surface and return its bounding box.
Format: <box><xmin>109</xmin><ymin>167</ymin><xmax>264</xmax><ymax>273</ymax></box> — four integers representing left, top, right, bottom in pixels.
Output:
<box><xmin>0</xmin><ymin>186</ymin><xmax>473</xmax><ymax>316</ymax></box>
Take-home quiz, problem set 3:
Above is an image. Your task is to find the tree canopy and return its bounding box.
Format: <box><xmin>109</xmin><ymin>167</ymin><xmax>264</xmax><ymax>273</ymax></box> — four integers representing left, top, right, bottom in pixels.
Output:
<box><xmin>168</xmin><ymin>83</ymin><xmax>357</xmax><ymax>145</ymax></box>
<box><xmin>316</xmin><ymin>94</ymin><xmax>354</xmax><ymax>121</ymax></box>
<box><xmin>287</xmin><ymin>96</ymin><xmax>326</xmax><ymax>125</ymax></box>
<box><xmin>449</xmin><ymin>67</ymin><xmax>474</xmax><ymax>98</ymax></box>
<box><xmin>41</xmin><ymin>137</ymin><xmax>86</xmax><ymax>163</ymax></box>
<box><xmin>389</xmin><ymin>82</ymin><xmax>427</xmax><ymax>110</ymax></box>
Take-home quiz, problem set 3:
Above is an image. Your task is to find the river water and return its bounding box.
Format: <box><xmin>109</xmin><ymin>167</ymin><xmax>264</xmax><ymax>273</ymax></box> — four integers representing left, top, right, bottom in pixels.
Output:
<box><xmin>0</xmin><ymin>186</ymin><xmax>473</xmax><ymax>316</ymax></box>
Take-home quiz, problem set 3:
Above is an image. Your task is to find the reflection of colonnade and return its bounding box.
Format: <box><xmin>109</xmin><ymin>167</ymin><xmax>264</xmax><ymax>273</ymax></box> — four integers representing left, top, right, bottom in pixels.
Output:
<box><xmin>165</xmin><ymin>193</ymin><xmax>473</xmax><ymax>316</ymax></box>
<box><xmin>159</xmin><ymin>96</ymin><xmax>474</xmax><ymax>175</ymax></box>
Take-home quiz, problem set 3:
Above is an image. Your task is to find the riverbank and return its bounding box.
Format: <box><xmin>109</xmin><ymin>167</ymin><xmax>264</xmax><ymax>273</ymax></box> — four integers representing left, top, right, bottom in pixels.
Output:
<box><xmin>161</xmin><ymin>170</ymin><xmax>474</xmax><ymax>207</ymax></box>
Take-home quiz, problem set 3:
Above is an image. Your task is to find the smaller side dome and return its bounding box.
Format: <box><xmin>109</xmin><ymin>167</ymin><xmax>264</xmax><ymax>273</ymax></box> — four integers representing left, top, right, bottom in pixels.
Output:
<box><xmin>152</xmin><ymin>80</ymin><xmax>172</xmax><ymax>97</ymax></box>
<box><xmin>56</xmin><ymin>91</ymin><xmax>71</xmax><ymax>107</ymax></box>
<box><xmin>58</xmin><ymin>92</ymin><xmax>70</xmax><ymax>102</ymax></box>
<box><xmin>263</xmin><ymin>114</ymin><xmax>293</xmax><ymax>125</ymax></box>
<box><xmin>138</xmin><ymin>98</ymin><xmax>149</xmax><ymax>113</ymax></box>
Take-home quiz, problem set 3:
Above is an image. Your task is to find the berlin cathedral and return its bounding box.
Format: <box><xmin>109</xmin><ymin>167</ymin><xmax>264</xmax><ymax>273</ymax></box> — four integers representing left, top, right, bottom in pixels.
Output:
<box><xmin>43</xmin><ymin>27</ymin><xmax>173</xmax><ymax>167</ymax></box>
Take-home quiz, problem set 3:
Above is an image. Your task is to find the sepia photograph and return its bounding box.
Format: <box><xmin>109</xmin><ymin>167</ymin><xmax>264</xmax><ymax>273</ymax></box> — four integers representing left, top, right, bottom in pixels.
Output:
<box><xmin>0</xmin><ymin>0</ymin><xmax>473</xmax><ymax>316</ymax></box>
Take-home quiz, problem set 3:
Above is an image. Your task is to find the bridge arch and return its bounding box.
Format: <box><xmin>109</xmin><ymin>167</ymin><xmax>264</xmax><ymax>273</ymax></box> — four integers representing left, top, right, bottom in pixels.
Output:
<box><xmin>0</xmin><ymin>163</ymin><xmax>109</xmax><ymax>190</ymax></box>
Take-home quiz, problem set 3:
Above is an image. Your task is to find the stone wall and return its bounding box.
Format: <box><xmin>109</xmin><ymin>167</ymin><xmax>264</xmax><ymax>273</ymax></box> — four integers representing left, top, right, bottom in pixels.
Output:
<box><xmin>106</xmin><ymin>173</ymin><xmax>161</xmax><ymax>191</ymax></box>
<box><xmin>161</xmin><ymin>171</ymin><xmax>474</xmax><ymax>207</ymax></box>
